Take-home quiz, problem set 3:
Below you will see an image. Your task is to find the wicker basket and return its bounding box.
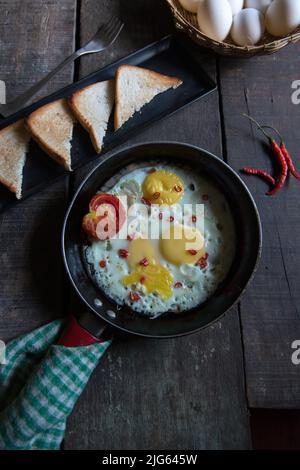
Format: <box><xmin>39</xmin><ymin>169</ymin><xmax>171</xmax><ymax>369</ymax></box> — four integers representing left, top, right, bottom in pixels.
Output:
<box><xmin>166</xmin><ymin>0</ymin><xmax>300</xmax><ymax>57</ymax></box>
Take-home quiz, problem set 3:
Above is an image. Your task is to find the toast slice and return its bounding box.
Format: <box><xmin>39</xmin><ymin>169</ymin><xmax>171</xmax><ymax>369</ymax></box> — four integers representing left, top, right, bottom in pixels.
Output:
<box><xmin>114</xmin><ymin>65</ymin><xmax>183</xmax><ymax>130</ymax></box>
<box><xmin>69</xmin><ymin>80</ymin><xmax>114</xmax><ymax>154</ymax></box>
<box><xmin>0</xmin><ymin>120</ymin><xmax>30</xmax><ymax>199</ymax></box>
<box><xmin>26</xmin><ymin>98</ymin><xmax>75</xmax><ymax>170</ymax></box>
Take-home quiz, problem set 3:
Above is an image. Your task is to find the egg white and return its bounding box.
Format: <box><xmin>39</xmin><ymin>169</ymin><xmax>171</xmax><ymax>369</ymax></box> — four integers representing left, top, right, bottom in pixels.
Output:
<box><xmin>85</xmin><ymin>165</ymin><xmax>236</xmax><ymax>318</ymax></box>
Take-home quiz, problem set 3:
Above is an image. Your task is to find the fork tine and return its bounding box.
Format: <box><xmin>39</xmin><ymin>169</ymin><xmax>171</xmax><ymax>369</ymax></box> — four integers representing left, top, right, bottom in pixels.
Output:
<box><xmin>106</xmin><ymin>18</ymin><xmax>123</xmax><ymax>41</ymax></box>
<box><xmin>103</xmin><ymin>17</ymin><xmax>118</xmax><ymax>37</ymax></box>
<box><xmin>102</xmin><ymin>16</ymin><xmax>116</xmax><ymax>36</ymax></box>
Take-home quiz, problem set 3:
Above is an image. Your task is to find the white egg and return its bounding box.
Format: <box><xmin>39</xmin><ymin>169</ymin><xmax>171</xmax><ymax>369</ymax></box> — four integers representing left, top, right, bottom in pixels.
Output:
<box><xmin>228</xmin><ymin>0</ymin><xmax>244</xmax><ymax>15</ymax></box>
<box><xmin>197</xmin><ymin>0</ymin><xmax>233</xmax><ymax>42</ymax></box>
<box><xmin>245</xmin><ymin>0</ymin><xmax>272</xmax><ymax>14</ymax></box>
<box><xmin>178</xmin><ymin>0</ymin><xmax>200</xmax><ymax>13</ymax></box>
<box><xmin>266</xmin><ymin>0</ymin><xmax>300</xmax><ymax>37</ymax></box>
<box><xmin>231</xmin><ymin>8</ymin><xmax>265</xmax><ymax>46</ymax></box>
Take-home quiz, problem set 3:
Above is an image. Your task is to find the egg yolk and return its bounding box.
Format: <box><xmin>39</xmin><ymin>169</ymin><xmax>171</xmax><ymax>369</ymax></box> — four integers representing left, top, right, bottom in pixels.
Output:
<box><xmin>127</xmin><ymin>238</ymin><xmax>157</xmax><ymax>270</ymax></box>
<box><xmin>123</xmin><ymin>238</ymin><xmax>173</xmax><ymax>299</ymax></box>
<box><xmin>142</xmin><ymin>170</ymin><xmax>184</xmax><ymax>205</ymax></box>
<box><xmin>123</xmin><ymin>264</ymin><xmax>173</xmax><ymax>300</ymax></box>
<box><xmin>160</xmin><ymin>224</ymin><xmax>205</xmax><ymax>266</ymax></box>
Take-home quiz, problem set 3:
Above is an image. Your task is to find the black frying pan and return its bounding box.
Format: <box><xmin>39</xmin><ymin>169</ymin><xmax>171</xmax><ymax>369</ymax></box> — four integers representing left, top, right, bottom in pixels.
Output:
<box><xmin>62</xmin><ymin>142</ymin><xmax>262</xmax><ymax>339</ymax></box>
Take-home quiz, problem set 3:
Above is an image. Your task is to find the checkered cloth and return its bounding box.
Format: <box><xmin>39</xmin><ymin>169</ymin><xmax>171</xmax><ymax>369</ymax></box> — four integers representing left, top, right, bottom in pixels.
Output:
<box><xmin>0</xmin><ymin>319</ymin><xmax>111</xmax><ymax>450</ymax></box>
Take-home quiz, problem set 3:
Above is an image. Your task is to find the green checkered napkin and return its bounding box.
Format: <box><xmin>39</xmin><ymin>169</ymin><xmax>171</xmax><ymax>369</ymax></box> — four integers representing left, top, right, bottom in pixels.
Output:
<box><xmin>0</xmin><ymin>319</ymin><xmax>111</xmax><ymax>450</ymax></box>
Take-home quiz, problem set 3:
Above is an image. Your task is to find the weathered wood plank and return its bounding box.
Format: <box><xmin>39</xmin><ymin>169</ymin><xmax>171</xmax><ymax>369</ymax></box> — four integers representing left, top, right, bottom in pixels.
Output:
<box><xmin>77</xmin><ymin>0</ymin><xmax>173</xmax><ymax>77</ymax></box>
<box><xmin>0</xmin><ymin>0</ymin><xmax>76</xmax><ymax>102</ymax></box>
<box><xmin>0</xmin><ymin>0</ymin><xmax>76</xmax><ymax>341</ymax></box>
<box><xmin>218</xmin><ymin>45</ymin><xmax>300</xmax><ymax>408</ymax></box>
<box><xmin>64</xmin><ymin>0</ymin><xmax>251</xmax><ymax>450</ymax></box>
<box><xmin>66</xmin><ymin>312</ymin><xmax>249</xmax><ymax>450</ymax></box>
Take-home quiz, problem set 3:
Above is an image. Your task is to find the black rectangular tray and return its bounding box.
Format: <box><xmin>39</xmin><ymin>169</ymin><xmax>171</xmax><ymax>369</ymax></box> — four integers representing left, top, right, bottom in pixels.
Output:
<box><xmin>0</xmin><ymin>35</ymin><xmax>216</xmax><ymax>213</ymax></box>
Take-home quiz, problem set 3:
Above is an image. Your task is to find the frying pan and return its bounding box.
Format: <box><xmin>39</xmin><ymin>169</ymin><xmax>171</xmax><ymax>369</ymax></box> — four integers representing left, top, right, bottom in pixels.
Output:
<box><xmin>61</xmin><ymin>142</ymin><xmax>262</xmax><ymax>341</ymax></box>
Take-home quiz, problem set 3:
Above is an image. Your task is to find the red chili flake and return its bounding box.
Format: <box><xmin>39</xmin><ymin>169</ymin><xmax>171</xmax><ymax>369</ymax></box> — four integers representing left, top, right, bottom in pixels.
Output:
<box><xmin>118</xmin><ymin>249</ymin><xmax>129</xmax><ymax>258</ymax></box>
<box><xmin>169</xmin><ymin>216</ymin><xmax>174</xmax><ymax>222</ymax></box>
<box><xmin>99</xmin><ymin>260</ymin><xmax>107</xmax><ymax>268</ymax></box>
<box><xmin>187</xmin><ymin>249</ymin><xmax>198</xmax><ymax>256</ymax></box>
<box><xmin>127</xmin><ymin>234</ymin><xmax>134</xmax><ymax>241</ymax></box>
<box><xmin>141</xmin><ymin>197</ymin><xmax>151</xmax><ymax>206</ymax></box>
<box><xmin>202</xmin><ymin>252</ymin><xmax>209</xmax><ymax>261</ymax></box>
<box><xmin>148</xmin><ymin>168</ymin><xmax>157</xmax><ymax>174</ymax></box>
<box><xmin>174</xmin><ymin>281</ymin><xmax>183</xmax><ymax>288</ymax></box>
<box><xmin>152</xmin><ymin>192</ymin><xmax>161</xmax><ymax>200</ymax></box>
<box><xmin>129</xmin><ymin>292</ymin><xmax>141</xmax><ymax>302</ymax></box>
<box><xmin>139</xmin><ymin>257</ymin><xmax>149</xmax><ymax>267</ymax></box>
<box><xmin>202</xmin><ymin>194</ymin><xmax>209</xmax><ymax>201</ymax></box>
<box><xmin>198</xmin><ymin>258</ymin><xmax>208</xmax><ymax>270</ymax></box>
<box><xmin>159</xmin><ymin>213</ymin><xmax>163</xmax><ymax>220</ymax></box>
<box><xmin>192</xmin><ymin>215</ymin><xmax>197</xmax><ymax>223</ymax></box>
<box><xmin>174</xmin><ymin>185</ymin><xmax>182</xmax><ymax>193</ymax></box>
<box><xmin>140</xmin><ymin>276</ymin><xmax>146</xmax><ymax>284</ymax></box>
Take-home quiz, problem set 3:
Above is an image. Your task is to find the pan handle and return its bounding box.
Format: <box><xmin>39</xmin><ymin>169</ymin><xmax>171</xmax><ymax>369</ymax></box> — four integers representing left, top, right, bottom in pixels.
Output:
<box><xmin>58</xmin><ymin>312</ymin><xmax>108</xmax><ymax>347</ymax></box>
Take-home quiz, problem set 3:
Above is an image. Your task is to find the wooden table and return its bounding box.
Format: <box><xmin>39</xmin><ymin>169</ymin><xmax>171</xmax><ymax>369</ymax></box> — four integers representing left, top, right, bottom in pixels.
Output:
<box><xmin>1</xmin><ymin>0</ymin><xmax>300</xmax><ymax>450</ymax></box>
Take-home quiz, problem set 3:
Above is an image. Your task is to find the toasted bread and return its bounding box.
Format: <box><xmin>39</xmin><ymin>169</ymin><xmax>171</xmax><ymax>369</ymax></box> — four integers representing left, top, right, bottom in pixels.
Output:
<box><xmin>69</xmin><ymin>80</ymin><xmax>114</xmax><ymax>154</ymax></box>
<box><xmin>26</xmin><ymin>99</ymin><xmax>75</xmax><ymax>170</ymax></box>
<box><xmin>0</xmin><ymin>120</ymin><xmax>30</xmax><ymax>199</ymax></box>
<box><xmin>114</xmin><ymin>65</ymin><xmax>183</xmax><ymax>130</ymax></box>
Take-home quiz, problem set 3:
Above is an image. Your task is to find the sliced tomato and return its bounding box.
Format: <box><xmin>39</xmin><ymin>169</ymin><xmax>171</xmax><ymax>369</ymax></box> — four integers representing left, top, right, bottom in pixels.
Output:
<box><xmin>82</xmin><ymin>193</ymin><xmax>126</xmax><ymax>240</ymax></box>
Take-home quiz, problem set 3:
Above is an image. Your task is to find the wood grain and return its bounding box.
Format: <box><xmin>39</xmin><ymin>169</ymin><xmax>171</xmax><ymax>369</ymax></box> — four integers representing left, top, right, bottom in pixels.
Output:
<box><xmin>0</xmin><ymin>0</ymin><xmax>76</xmax><ymax>340</ymax></box>
<box><xmin>0</xmin><ymin>0</ymin><xmax>76</xmax><ymax>102</ymax></box>
<box><xmin>64</xmin><ymin>0</ymin><xmax>251</xmax><ymax>450</ymax></box>
<box><xmin>77</xmin><ymin>0</ymin><xmax>173</xmax><ymax>77</ymax></box>
<box><xmin>218</xmin><ymin>45</ymin><xmax>300</xmax><ymax>408</ymax></box>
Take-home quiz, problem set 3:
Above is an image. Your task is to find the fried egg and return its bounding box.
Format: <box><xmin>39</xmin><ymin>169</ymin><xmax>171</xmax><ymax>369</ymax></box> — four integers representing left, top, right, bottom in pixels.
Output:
<box><xmin>85</xmin><ymin>165</ymin><xmax>236</xmax><ymax>318</ymax></box>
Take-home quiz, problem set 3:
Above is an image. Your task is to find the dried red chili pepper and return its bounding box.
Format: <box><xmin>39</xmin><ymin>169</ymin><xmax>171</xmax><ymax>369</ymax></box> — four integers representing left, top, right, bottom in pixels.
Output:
<box><xmin>266</xmin><ymin>143</ymin><xmax>288</xmax><ymax>196</ymax></box>
<box><xmin>152</xmin><ymin>192</ymin><xmax>161</xmax><ymax>200</ymax></box>
<box><xmin>280</xmin><ymin>143</ymin><xmax>300</xmax><ymax>181</ymax></box>
<box><xmin>140</xmin><ymin>276</ymin><xmax>146</xmax><ymax>284</ymax></box>
<box><xmin>169</xmin><ymin>216</ymin><xmax>174</xmax><ymax>222</ymax></box>
<box><xmin>262</xmin><ymin>126</ymin><xmax>300</xmax><ymax>181</ymax></box>
<box><xmin>174</xmin><ymin>185</ymin><xmax>182</xmax><ymax>193</ymax></box>
<box><xmin>192</xmin><ymin>215</ymin><xmax>197</xmax><ymax>223</ymax></box>
<box><xmin>241</xmin><ymin>168</ymin><xmax>275</xmax><ymax>187</ymax></box>
<box><xmin>99</xmin><ymin>260</ymin><xmax>107</xmax><ymax>268</ymax></box>
<box><xmin>243</xmin><ymin>115</ymin><xmax>288</xmax><ymax>196</ymax></box>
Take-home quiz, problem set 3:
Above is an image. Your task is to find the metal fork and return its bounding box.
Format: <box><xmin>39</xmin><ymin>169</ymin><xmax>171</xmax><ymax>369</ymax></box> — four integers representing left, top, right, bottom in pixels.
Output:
<box><xmin>0</xmin><ymin>16</ymin><xmax>124</xmax><ymax>117</ymax></box>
